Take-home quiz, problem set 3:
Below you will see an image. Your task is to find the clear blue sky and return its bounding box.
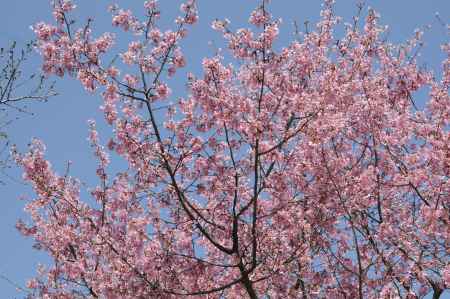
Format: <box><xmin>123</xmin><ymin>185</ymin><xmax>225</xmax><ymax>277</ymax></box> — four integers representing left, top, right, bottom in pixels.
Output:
<box><xmin>0</xmin><ymin>1</ymin><xmax>449</xmax><ymax>297</ymax></box>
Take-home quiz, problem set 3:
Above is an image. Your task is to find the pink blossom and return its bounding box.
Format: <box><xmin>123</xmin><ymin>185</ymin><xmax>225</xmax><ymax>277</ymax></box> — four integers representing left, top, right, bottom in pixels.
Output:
<box><xmin>155</xmin><ymin>83</ymin><xmax>170</xmax><ymax>99</ymax></box>
<box><xmin>112</xmin><ymin>9</ymin><xmax>135</xmax><ymax>31</ymax></box>
<box><xmin>123</xmin><ymin>74</ymin><xmax>138</xmax><ymax>88</ymax></box>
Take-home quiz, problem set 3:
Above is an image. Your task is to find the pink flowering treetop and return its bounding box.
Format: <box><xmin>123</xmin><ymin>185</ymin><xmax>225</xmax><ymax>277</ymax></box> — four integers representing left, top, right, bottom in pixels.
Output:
<box><xmin>14</xmin><ymin>0</ymin><xmax>449</xmax><ymax>298</ymax></box>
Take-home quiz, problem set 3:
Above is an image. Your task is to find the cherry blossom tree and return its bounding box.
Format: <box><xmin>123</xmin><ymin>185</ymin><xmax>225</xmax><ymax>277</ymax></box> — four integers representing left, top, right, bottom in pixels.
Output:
<box><xmin>14</xmin><ymin>0</ymin><xmax>449</xmax><ymax>298</ymax></box>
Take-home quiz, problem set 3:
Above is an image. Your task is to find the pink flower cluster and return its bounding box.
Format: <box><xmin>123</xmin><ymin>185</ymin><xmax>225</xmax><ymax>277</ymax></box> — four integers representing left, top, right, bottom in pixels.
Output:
<box><xmin>112</xmin><ymin>8</ymin><xmax>139</xmax><ymax>32</ymax></box>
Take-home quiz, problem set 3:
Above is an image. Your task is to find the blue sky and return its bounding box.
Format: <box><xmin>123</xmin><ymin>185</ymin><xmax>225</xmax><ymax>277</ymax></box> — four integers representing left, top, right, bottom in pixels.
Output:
<box><xmin>0</xmin><ymin>1</ymin><xmax>449</xmax><ymax>297</ymax></box>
